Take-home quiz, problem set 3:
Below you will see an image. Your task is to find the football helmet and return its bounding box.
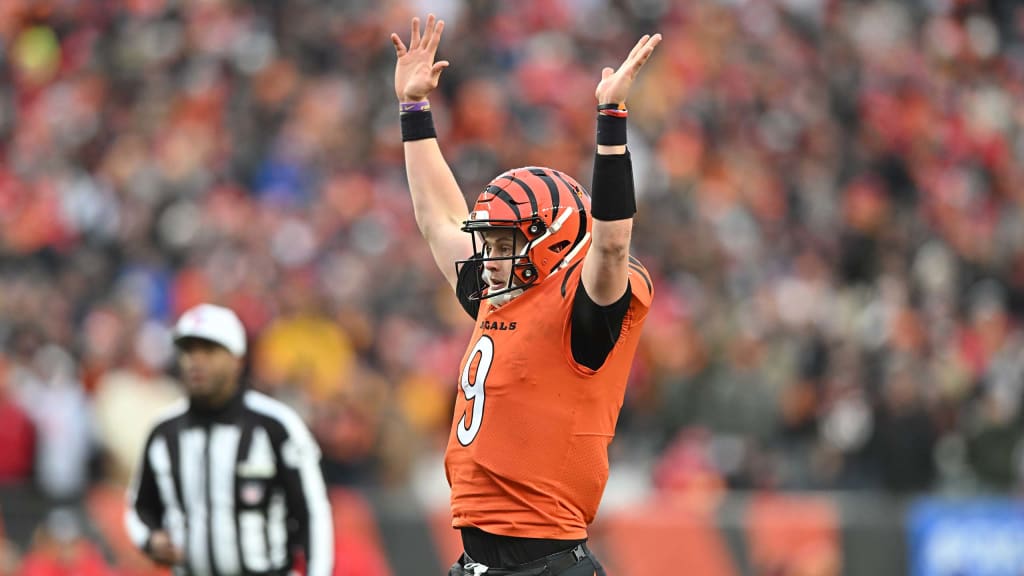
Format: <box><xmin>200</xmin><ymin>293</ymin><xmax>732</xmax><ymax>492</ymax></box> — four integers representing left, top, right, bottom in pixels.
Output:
<box><xmin>457</xmin><ymin>166</ymin><xmax>592</xmax><ymax>301</ymax></box>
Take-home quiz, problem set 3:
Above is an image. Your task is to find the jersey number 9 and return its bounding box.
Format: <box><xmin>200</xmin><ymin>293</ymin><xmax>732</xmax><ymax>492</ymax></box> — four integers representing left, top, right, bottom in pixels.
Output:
<box><xmin>457</xmin><ymin>336</ymin><xmax>494</xmax><ymax>446</ymax></box>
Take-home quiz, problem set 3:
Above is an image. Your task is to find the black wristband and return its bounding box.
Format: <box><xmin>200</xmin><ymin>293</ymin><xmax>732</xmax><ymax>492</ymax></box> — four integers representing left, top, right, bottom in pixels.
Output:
<box><xmin>401</xmin><ymin>110</ymin><xmax>437</xmax><ymax>142</ymax></box>
<box><xmin>590</xmin><ymin>152</ymin><xmax>636</xmax><ymax>221</ymax></box>
<box><xmin>596</xmin><ymin>114</ymin><xmax>627</xmax><ymax>146</ymax></box>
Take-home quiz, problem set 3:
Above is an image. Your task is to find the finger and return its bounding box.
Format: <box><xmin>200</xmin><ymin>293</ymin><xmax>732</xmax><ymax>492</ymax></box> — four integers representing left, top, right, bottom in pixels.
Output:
<box><xmin>618</xmin><ymin>36</ymin><xmax>650</xmax><ymax>74</ymax></box>
<box><xmin>427</xmin><ymin>19</ymin><xmax>445</xmax><ymax>53</ymax></box>
<box><xmin>634</xmin><ymin>45</ymin><xmax>654</xmax><ymax>68</ymax></box>
<box><xmin>426</xmin><ymin>13</ymin><xmax>436</xmax><ymax>38</ymax></box>
<box><xmin>410</xmin><ymin>17</ymin><xmax>421</xmax><ymax>49</ymax></box>
<box><xmin>627</xmin><ymin>34</ymin><xmax>651</xmax><ymax>61</ymax></box>
<box><xmin>391</xmin><ymin>33</ymin><xmax>407</xmax><ymax>56</ymax></box>
<box><xmin>423</xmin><ymin>13</ymin><xmax>435</xmax><ymax>47</ymax></box>
<box><xmin>640</xmin><ymin>33</ymin><xmax>662</xmax><ymax>56</ymax></box>
<box><xmin>431</xmin><ymin>61</ymin><xmax>449</xmax><ymax>84</ymax></box>
<box><xmin>601</xmin><ymin>67</ymin><xmax>614</xmax><ymax>80</ymax></box>
<box><xmin>633</xmin><ymin>35</ymin><xmax>662</xmax><ymax>71</ymax></box>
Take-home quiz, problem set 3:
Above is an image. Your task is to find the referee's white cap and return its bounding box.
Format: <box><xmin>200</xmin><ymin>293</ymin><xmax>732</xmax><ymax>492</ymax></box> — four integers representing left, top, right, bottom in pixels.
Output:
<box><xmin>172</xmin><ymin>303</ymin><xmax>247</xmax><ymax>357</ymax></box>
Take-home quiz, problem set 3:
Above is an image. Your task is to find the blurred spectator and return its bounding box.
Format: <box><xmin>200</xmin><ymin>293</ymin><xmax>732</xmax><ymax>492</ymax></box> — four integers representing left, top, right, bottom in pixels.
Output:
<box><xmin>15</xmin><ymin>508</ymin><xmax>113</xmax><ymax>576</ymax></box>
<box><xmin>0</xmin><ymin>356</ymin><xmax>35</xmax><ymax>485</ymax></box>
<box><xmin>867</xmin><ymin>356</ymin><xmax>938</xmax><ymax>493</ymax></box>
<box><xmin>254</xmin><ymin>272</ymin><xmax>356</xmax><ymax>405</ymax></box>
<box><xmin>91</xmin><ymin>366</ymin><xmax>182</xmax><ymax>487</ymax></box>
<box><xmin>8</xmin><ymin>345</ymin><xmax>94</xmax><ymax>501</ymax></box>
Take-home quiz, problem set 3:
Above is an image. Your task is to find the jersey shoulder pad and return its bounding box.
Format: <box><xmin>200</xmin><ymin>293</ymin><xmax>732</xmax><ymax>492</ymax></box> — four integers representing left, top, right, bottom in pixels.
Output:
<box><xmin>558</xmin><ymin>260</ymin><xmax>585</xmax><ymax>300</ymax></box>
<box><xmin>627</xmin><ymin>256</ymin><xmax>654</xmax><ymax>308</ymax></box>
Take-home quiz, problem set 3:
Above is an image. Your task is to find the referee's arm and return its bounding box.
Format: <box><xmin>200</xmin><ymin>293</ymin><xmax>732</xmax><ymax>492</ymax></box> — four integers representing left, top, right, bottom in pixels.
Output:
<box><xmin>125</xmin><ymin>434</ymin><xmax>165</xmax><ymax>555</ymax></box>
<box><xmin>280</xmin><ymin>421</ymin><xmax>335</xmax><ymax>576</ymax></box>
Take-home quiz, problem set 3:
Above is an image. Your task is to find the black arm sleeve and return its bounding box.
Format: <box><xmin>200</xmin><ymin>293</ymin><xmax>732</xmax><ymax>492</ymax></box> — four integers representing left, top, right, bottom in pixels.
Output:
<box><xmin>455</xmin><ymin>256</ymin><xmax>483</xmax><ymax>319</ymax></box>
<box><xmin>591</xmin><ymin>151</ymin><xmax>636</xmax><ymax>221</ymax></box>
<box><xmin>570</xmin><ymin>281</ymin><xmax>632</xmax><ymax>370</ymax></box>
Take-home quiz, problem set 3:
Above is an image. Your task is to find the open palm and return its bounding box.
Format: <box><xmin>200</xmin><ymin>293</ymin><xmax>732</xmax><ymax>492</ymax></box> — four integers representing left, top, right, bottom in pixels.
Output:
<box><xmin>595</xmin><ymin>34</ymin><xmax>662</xmax><ymax>106</ymax></box>
<box><xmin>391</xmin><ymin>14</ymin><xmax>449</xmax><ymax>102</ymax></box>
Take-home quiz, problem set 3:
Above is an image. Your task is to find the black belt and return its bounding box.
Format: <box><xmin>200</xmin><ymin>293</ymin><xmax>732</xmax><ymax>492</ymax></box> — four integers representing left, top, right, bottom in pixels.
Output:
<box><xmin>526</xmin><ymin>543</ymin><xmax>588</xmax><ymax>573</ymax></box>
<box><xmin>463</xmin><ymin>543</ymin><xmax>588</xmax><ymax>575</ymax></box>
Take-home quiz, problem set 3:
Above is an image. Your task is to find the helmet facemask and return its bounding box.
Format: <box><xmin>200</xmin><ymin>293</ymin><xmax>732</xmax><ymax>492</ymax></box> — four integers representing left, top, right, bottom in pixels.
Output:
<box><xmin>457</xmin><ymin>219</ymin><xmax>539</xmax><ymax>303</ymax></box>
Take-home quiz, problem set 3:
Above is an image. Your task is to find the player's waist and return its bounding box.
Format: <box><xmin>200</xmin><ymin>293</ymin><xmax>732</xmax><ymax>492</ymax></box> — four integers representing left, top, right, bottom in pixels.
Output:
<box><xmin>460</xmin><ymin>526</ymin><xmax>586</xmax><ymax>568</ymax></box>
<box><xmin>451</xmin><ymin>501</ymin><xmax>590</xmax><ymax>541</ymax></box>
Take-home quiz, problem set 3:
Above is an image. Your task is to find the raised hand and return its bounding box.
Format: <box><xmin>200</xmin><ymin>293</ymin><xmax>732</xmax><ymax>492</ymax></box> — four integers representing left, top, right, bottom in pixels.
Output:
<box><xmin>595</xmin><ymin>34</ymin><xmax>662</xmax><ymax>106</ymax></box>
<box><xmin>391</xmin><ymin>14</ymin><xmax>449</xmax><ymax>103</ymax></box>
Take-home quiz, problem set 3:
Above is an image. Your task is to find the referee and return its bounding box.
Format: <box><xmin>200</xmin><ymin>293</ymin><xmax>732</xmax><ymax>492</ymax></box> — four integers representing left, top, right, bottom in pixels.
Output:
<box><xmin>126</xmin><ymin>304</ymin><xmax>334</xmax><ymax>576</ymax></box>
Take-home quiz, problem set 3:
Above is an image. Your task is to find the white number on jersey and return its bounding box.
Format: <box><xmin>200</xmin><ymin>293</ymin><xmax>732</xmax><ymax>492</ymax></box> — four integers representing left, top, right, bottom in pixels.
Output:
<box><xmin>457</xmin><ymin>335</ymin><xmax>494</xmax><ymax>446</ymax></box>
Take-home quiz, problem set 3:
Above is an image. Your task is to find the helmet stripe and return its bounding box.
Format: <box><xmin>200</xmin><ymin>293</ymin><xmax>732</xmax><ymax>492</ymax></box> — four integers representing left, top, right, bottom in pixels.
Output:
<box><xmin>484</xmin><ymin>184</ymin><xmax>523</xmax><ymax>220</ymax></box>
<box><xmin>527</xmin><ymin>168</ymin><xmax>560</xmax><ymax>214</ymax></box>
<box><xmin>550</xmin><ymin>171</ymin><xmax>588</xmax><ymax>256</ymax></box>
<box><xmin>507</xmin><ymin>176</ymin><xmax>539</xmax><ymax>215</ymax></box>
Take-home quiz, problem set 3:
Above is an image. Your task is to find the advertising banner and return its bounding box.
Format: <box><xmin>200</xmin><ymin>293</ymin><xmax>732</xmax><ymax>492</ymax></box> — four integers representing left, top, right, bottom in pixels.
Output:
<box><xmin>909</xmin><ymin>499</ymin><xmax>1024</xmax><ymax>576</ymax></box>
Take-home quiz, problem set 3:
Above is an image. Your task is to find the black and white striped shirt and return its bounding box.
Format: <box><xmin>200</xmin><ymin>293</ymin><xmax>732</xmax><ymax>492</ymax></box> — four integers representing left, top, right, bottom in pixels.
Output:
<box><xmin>126</xmin><ymin>389</ymin><xmax>334</xmax><ymax>576</ymax></box>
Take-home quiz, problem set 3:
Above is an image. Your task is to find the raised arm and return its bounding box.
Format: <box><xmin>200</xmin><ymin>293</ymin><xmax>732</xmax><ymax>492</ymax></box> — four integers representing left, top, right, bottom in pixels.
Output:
<box><xmin>581</xmin><ymin>34</ymin><xmax>662</xmax><ymax>305</ymax></box>
<box><xmin>391</xmin><ymin>15</ymin><xmax>472</xmax><ymax>291</ymax></box>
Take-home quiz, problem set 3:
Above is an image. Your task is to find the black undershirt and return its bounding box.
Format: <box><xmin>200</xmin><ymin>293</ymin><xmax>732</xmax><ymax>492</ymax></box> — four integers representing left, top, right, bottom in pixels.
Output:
<box><xmin>453</xmin><ymin>262</ymin><xmax>631</xmax><ymax>566</ymax></box>
<box><xmin>569</xmin><ymin>279</ymin><xmax>631</xmax><ymax>370</ymax></box>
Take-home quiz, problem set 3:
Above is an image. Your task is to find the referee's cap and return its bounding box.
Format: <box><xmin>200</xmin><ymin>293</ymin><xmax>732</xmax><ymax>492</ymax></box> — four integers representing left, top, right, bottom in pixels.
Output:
<box><xmin>173</xmin><ymin>303</ymin><xmax>247</xmax><ymax>357</ymax></box>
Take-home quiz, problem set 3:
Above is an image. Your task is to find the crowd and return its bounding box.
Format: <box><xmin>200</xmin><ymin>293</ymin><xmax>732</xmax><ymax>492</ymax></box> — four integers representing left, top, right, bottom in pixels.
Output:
<box><xmin>2</xmin><ymin>0</ymin><xmax>1024</xmax><ymax>570</ymax></box>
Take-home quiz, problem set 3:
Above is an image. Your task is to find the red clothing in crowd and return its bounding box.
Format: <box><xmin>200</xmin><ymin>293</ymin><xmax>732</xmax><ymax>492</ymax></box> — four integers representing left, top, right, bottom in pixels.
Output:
<box><xmin>0</xmin><ymin>399</ymin><xmax>34</xmax><ymax>482</ymax></box>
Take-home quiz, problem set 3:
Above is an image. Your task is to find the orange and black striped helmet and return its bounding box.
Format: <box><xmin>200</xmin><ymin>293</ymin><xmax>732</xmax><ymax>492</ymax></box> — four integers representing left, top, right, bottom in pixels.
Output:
<box><xmin>458</xmin><ymin>166</ymin><xmax>592</xmax><ymax>300</ymax></box>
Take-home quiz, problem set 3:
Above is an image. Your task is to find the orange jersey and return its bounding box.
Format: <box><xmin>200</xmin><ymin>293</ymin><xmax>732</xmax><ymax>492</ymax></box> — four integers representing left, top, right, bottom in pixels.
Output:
<box><xmin>445</xmin><ymin>258</ymin><xmax>653</xmax><ymax>540</ymax></box>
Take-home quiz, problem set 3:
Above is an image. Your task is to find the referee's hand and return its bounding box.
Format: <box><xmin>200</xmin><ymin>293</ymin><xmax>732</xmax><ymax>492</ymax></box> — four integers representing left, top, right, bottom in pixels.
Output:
<box><xmin>147</xmin><ymin>530</ymin><xmax>185</xmax><ymax>566</ymax></box>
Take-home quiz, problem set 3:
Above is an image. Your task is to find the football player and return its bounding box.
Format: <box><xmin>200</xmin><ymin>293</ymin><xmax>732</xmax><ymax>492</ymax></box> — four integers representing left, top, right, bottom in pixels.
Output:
<box><xmin>392</xmin><ymin>14</ymin><xmax>660</xmax><ymax>576</ymax></box>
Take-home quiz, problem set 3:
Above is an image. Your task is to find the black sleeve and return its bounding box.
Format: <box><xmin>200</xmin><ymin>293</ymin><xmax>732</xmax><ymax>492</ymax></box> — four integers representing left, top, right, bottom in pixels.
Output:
<box><xmin>570</xmin><ymin>281</ymin><xmax>632</xmax><ymax>370</ymax></box>
<box><xmin>125</xmin><ymin>433</ymin><xmax>165</xmax><ymax>552</ymax></box>
<box><xmin>455</xmin><ymin>255</ymin><xmax>483</xmax><ymax>319</ymax></box>
<box><xmin>590</xmin><ymin>151</ymin><xmax>636</xmax><ymax>222</ymax></box>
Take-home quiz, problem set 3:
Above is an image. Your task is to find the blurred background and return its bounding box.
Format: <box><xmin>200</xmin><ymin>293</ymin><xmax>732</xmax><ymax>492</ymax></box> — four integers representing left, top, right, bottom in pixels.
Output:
<box><xmin>1</xmin><ymin>0</ymin><xmax>1024</xmax><ymax>574</ymax></box>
